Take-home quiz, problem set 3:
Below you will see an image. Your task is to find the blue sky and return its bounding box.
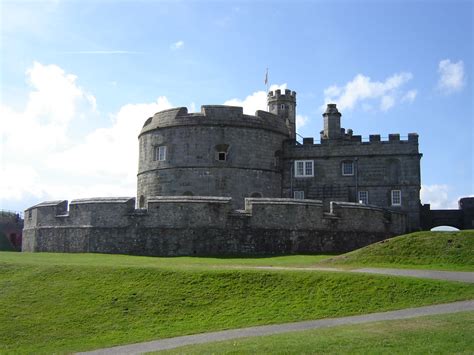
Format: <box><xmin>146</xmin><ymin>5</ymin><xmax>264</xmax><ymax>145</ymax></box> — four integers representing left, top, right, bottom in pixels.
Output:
<box><xmin>1</xmin><ymin>0</ymin><xmax>472</xmax><ymax>212</ymax></box>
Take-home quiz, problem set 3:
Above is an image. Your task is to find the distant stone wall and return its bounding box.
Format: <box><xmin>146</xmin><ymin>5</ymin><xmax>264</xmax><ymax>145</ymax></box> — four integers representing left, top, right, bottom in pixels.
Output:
<box><xmin>23</xmin><ymin>196</ymin><xmax>407</xmax><ymax>256</ymax></box>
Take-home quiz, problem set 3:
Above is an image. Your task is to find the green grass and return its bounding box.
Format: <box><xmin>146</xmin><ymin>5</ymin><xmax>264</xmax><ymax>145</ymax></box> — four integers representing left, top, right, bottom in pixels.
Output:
<box><xmin>1</xmin><ymin>253</ymin><xmax>473</xmax><ymax>353</ymax></box>
<box><xmin>158</xmin><ymin>311</ymin><xmax>474</xmax><ymax>354</ymax></box>
<box><xmin>319</xmin><ymin>230</ymin><xmax>474</xmax><ymax>271</ymax></box>
<box><xmin>0</xmin><ymin>251</ymin><xmax>333</xmax><ymax>269</ymax></box>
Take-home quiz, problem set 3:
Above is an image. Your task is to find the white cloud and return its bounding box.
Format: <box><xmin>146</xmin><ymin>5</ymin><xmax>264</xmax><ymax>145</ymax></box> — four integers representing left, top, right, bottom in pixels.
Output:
<box><xmin>323</xmin><ymin>72</ymin><xmax>416</xmax><ymax>112</ymax></box>
<box><xmin>421</xmin><ymin>184</ymin><xmax>458</xmax><ymax>209</ymax></box>
<box><xmin>171</xmin><ymin>40</ymin><xmax>184</xmax><ymax>50</ymax></box>
<box><xmin>437</xmin><ymin>59</ymin><xmax>465</xmax><ymax>93</ymax></box>
<box><xmin>401</xmin><ymin>90</ymin><xmax>418</xmax><ymax>103</ymax></box>
<box><xmin>296</xmin><ymin>115</ymin><xmax>308</xmax><ymax>129</ymax></box>
<box><xmin>224</xmin><ymin>84</ymin><xmax>287</xmax><ymax>115</ymax></box>
<box><xmin>0</xmin><ymin>62</ymin><xmax>172</xmax><ymax>207</ymax></box>
<box><xmin>61</xmin><ymin>51</ymin><xmax>140</xmax><ymax>55</ymax></box>
<box><xmin>380</xmin><ymin>96</ymin><xmax>395</xmax><ymax>111</ymax></box>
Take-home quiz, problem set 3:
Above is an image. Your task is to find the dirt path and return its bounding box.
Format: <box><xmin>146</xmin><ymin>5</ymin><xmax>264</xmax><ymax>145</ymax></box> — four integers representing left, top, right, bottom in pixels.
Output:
<box><xmin>78</xmin><ymin>300</ymin><xmax>474</xmax><ymax>355</ymax></box>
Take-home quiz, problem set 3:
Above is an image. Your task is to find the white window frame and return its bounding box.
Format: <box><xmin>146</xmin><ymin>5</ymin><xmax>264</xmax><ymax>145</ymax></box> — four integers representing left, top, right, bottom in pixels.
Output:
<box><xmin>341</xmin><ymin>161</ymin><xmax>354</xmax><ymax>176</ymax></box>
<box><xmin>155</xmin><ymin>145</ymin><xmax>167</xmax><ymax>161</ymax></box>
<box><xmin>358</xmin><ymin>191</ymin><xmax>368</xmax><ymax>205</ymax></box>
<box><xmin>294</xmin><ymin>191</ymin><xmax>304</xmax><ymax>199</ymax></box>
<box><xmin>391</xmin><ymin>190</ymin><xmax>401</xmax><ymax>206</ymax></box>
<box><xmin>294</xmin><ymin>160</ymin><xmax>314</xmax><ymax>177</ymax></box>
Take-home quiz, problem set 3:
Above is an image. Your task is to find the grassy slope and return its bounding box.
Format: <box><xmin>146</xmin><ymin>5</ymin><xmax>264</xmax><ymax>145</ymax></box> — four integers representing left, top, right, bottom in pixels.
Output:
<box><xmin>0</xmin><ymin>251</ymin><xmax>331</xmax><ymax>269</ymax></box>
<box><xmin>1</xmin><ymin>253</ymin><xmax>473</xmax><ymax>353</ymax></box>
<box><xmin>160</xmin><ymin>311</ymin><xmax>474</xmax><ymax>354</ymax></box>
<box><xmin>319</xmin><ymin>231</ymin><xmax>474</xmax><ymax>271</ymax></box>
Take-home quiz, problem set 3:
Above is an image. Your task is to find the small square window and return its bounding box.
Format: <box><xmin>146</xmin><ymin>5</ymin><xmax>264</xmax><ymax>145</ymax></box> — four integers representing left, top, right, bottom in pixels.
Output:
<box><xmin>294</xmin><ymin>191</ymin><xmax>304</xmax><ymax>199</ymax></box>
<box><xmin>295</xmin><ymin>160</ymin><xmax>313</xmax><ymax>177</ymax></box>
<box><xmin>358</xmin><ymin>191</ymin><xmax>368</xmax><ymax>205</ymax></box>
<box><xmin>217</xmin><ymin>152</ymin><xmax>227</xmax><ymax>161</ymax></box>
<box><xmin>342</xmin><ymin>161</ymin><xmax>354</xmax><ymax>176</ymax></box>
<box><xmin>155</xmin><ymin>146</ymin><xmax>167</xmax><ymax>161</ymax></box>
<box><xmin>391</xmin><ymin>190</ymin><xmax>401</xmax><ymax>206</ymax></box>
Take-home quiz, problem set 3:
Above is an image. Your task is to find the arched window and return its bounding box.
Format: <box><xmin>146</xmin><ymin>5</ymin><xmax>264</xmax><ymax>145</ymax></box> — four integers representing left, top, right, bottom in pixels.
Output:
<box><xmin>250</xmin><ymin>192</ymin><xmax>262</xmax><ymax>198</ymax></box>
<box><xmin>182</xmin><ymin>191</ymin><xmax>194</xmax><ymax>196</ymax></box>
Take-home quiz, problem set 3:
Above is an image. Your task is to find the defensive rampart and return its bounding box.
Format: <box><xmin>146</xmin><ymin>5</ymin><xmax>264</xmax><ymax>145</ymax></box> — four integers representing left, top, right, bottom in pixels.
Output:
<box><xmin>23</xmin><ymin>197</ymin><xmax>407</xmax><ymax>256</ymax></box>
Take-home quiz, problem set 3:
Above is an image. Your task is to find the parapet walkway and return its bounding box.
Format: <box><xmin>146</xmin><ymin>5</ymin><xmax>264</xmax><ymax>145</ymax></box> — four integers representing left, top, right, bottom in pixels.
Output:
<box><xmin>78</xmin><ymin>300</ymin><xmax>474</xmax><ymax>355</ymax></box>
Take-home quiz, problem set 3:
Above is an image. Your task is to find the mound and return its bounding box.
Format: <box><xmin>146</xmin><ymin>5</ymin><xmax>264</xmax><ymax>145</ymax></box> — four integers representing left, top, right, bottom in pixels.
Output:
<box><xmin>321</xmin><ymin>231</ymin><xmax>474</xmax><ymax>270</ymax></box>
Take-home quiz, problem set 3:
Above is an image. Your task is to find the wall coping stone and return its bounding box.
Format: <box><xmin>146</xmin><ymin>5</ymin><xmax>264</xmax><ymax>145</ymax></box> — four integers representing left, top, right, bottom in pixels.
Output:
<box><xmin>147</xmin><ymin>196</ymin><xmax>232</xmax><ymax>204</ymax></box>
<box><xmin>26</xmin><ymin>200</ymin><xmax>67</xmax><ymax>211</ymax></box>
<box><xmin>70</xmin><ymin>197</ymin><xmax>135</xmax><ymax>205</ymax></box>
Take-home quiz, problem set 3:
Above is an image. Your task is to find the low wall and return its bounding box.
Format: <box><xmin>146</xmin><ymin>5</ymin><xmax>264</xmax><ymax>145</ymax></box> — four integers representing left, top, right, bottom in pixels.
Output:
<box><xmin>23</xmin><ymin>196</ymin><xmax>407</xmax><ymax>256</ymax></box>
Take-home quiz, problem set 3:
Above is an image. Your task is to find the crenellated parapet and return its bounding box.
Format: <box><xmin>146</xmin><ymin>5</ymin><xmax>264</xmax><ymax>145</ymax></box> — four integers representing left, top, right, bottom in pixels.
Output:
<box><xmin>23</xmin><ymin>196</ymin><xmax>407</xmax><ymax>255</ymax></box>
<box><xmin>267</xmin><ymin>89</ymin><xmax>297</xmax><ymax>102</ymax></box>
<box><xmin>139</xmin><ymin>104</ymin><xmax>289</xmax><ymax>137</ymax></box>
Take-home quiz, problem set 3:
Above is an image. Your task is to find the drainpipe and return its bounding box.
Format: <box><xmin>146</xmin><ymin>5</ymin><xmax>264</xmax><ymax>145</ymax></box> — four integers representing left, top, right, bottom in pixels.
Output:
<box><xmin>290</xmin><ymin>162</ymin><xmax>294</xmax><ymax>198</ymax></box>
<box><xmin>355</xmin><ymin>157</ymin><xmax>359</xmax><ymax>202</ymax></box>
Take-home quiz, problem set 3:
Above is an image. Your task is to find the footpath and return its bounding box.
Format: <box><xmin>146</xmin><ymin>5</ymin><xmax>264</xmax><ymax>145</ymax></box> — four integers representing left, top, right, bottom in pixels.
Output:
<box><xmin>78</xmin><ymin>268</ymin><xmax>474</xmax><ymax>355</ymax></box>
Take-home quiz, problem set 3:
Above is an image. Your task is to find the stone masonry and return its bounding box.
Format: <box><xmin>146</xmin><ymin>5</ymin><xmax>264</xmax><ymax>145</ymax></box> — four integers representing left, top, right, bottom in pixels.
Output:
<box><xmin>23</xmin><ymin>87</ymin><xmax>421</xmax><ymax>256</ymax></box>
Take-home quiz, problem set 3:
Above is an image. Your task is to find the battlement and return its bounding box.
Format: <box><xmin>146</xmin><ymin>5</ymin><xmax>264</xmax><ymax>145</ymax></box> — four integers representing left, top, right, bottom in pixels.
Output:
<box><xmin>292</xmin><ymin>132</ymin><xmax>419</xmax><ymax>155</ymax></box>
<box><xmin>23</xmin><ymin>195</ymin><xmax>407</xmax><ymax>255</ymax></box>
<box><xmin>139</xmin><ymin>104</ymin><xmax>289</xmax><ymax>137</ymax></box>
<box><xmin>312</xmin><ymin>133</ymin><xmax>418</xmax><ymax>144</ymax></box>
<box><xmin>267</xmin><ymin>89</ymin><xmax>297</xmax><ymax>102</ymax></box>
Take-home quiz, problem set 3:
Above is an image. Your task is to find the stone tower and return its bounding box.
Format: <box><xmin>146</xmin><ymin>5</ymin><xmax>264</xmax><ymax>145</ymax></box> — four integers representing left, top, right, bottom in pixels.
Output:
<box><xmin>267</xmin><ymin>89</ymin><xmax>297</xmax><ymax>140</ymax></box>
<box><xmin>322</xmin><ymin>103</ymin><xmax>342</xmax><ymax>140</ymax></box>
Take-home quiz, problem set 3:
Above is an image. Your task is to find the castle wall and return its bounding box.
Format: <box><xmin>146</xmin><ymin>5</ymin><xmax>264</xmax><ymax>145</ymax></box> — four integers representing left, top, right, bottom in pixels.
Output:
<box><xmin>137</xmin><ymin>106</ymin><xmax>289</xmax><ymax>208</ymax></box>
<box><xmin>23</xmin><ymin>197</ymin><xmax>407</xmax><ymax>256</ymax></box>
<box><xmin>282</xmin><ymin>134</ymin><xmax>421</xmax><ymax>230</ymax></box>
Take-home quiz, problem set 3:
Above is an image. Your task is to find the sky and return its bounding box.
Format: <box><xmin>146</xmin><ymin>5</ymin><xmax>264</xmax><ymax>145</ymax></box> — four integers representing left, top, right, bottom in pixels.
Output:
<box><xmin>1</xmin><ymin>0</ymin><xmax>473</xmax><ymax>213</ymax></box>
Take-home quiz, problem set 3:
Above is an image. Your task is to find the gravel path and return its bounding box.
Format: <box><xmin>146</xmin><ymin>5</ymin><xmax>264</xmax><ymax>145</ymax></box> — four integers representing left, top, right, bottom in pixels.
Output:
<box><xmin>242</xmin><ymin>266</ymin><xmax>474</xmax><ymax>283</ymax></box>
<box><xmin>353</xmin><ymin>267</ymin><xmax>474</xmax><ymax>283</ymax></box>
<box><xmin>78</xmin><ymin>300</ymin><xmax>474</xmax><ymax>355</ymax></box>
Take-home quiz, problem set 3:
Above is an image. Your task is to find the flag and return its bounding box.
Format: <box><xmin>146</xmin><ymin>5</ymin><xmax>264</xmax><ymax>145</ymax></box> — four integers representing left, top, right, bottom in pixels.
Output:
<box><xmin>264</xmin><ymin>68</ymin><xmax>268</xmax><ymax>85</ymax></box>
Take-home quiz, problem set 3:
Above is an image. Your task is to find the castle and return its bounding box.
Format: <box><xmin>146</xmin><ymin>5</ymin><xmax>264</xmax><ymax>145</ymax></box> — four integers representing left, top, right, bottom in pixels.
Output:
<box><xmin>22</xmin><ymin>89</ymin><xmax>422</xmax><ymax>256</ymax></box>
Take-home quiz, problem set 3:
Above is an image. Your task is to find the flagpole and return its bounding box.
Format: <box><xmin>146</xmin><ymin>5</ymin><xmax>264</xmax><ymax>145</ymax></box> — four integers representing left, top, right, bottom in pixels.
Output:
<box><xmin>265</xmin><ymin>67</ymin><xmax>269</xmax><ymax>93</ymax></box>
<box><xmin>265</xmin><ymin>67</ymin><xmax>269</xmax><ymax>111</ymax></box>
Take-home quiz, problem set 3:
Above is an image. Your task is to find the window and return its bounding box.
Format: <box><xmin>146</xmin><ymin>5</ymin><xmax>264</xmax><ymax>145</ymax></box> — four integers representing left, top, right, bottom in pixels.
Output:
<box><xmin>215</xmin><ymin>144</ymin><xmax>229</xmax><ymax>161</ymax></box>
<box><xmin>391</xmin><ymin>190</ymin><xmax>401</xmax><ymax>206</ymax></box>
<box><xmin>295</xmin><ymin>160</ymin><xmax>314</xmax><ymax>177</ymax></box>
<box><xmin>139</xmin><ymin>195</ymin><xmax>145</xmax><ymax>208</ymax></box>
<box><xmin>358</xmin><ymin>191</ymin><xmax>368</xmax><ymax>205</ymax></box>
<box><xmin>281</xmin><ymin>104</ymin><xmax>285</xmax><ymax>109</ymax></box>
<box><xmin>250</xmin><ymin>192</ymin><xmax>262</xmax><ymax>198</ymax></box>
<box><xmin>155</xmin><ymin>146</ymin><xmax>166</xmax><ymax>161</ymax></box>
<box><xmin>342</xmin><ymin>161</ymin><xmax>354</xmax><ymax>176</ymax></box>
<box><xmin>294</xmin><ymin>191</ymin><xmax>304</xmax><ymax>199</ymax></box>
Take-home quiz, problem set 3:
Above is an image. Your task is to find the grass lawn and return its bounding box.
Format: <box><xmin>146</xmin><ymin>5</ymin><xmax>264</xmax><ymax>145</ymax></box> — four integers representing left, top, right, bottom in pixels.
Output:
<box><xmin>0</xmin><ymin>253</ymin><xmax>473</xmax><ymax>353</ymax></box>
<box><xmin>158</xmin><ymin>311</ymin><xmax>474</xmax><ymax>354</ymax></box>
<box><xmin>319</xmin><ymin>230</ymin><xmax>474</xmax><ymax>271</ymax></box>
<box><xmin>0</xmin><ymin>251</ymin><xmax>332</xmax><ymax>269</ymax></box>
